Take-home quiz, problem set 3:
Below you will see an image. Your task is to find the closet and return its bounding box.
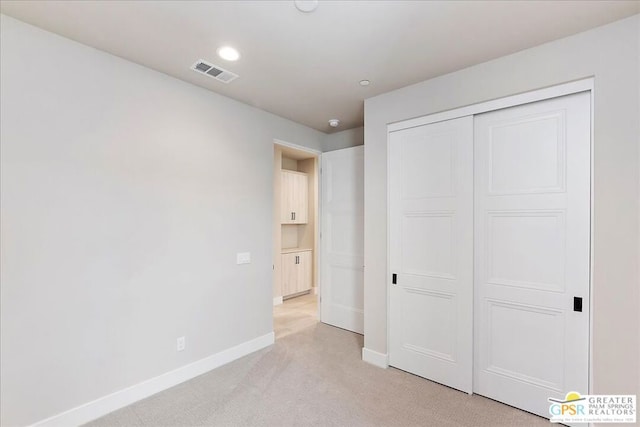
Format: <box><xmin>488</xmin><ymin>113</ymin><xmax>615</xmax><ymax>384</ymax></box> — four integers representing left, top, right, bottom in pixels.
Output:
<box><xmin>388</xmin><ymin>91</ymin><xmax>590</xmax><ymax>419</ymax></box>
<box><xmin>273</xmin><ymin>144</ymin><xmax>318</xmax><ymax>302</ymax></box>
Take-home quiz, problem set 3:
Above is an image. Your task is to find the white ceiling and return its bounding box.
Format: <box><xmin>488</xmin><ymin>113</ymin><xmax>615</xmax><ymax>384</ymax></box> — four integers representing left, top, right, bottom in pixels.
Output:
<box><xmin>1</xmin><ymin>1</ymin><xmax>638</xmax><ymax>133</ymax></box>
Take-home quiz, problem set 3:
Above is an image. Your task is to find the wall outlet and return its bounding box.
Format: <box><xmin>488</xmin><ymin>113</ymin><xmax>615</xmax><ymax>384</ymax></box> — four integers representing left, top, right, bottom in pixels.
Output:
<box><xmin>236</xmin><ymin>252</ymin><xmax>251</xmax><ymax>264</ymax></box>
<box><xmin>177</xmin><ymin>336</ymin><xmax>185</xmax><ymax>352</ymax></box>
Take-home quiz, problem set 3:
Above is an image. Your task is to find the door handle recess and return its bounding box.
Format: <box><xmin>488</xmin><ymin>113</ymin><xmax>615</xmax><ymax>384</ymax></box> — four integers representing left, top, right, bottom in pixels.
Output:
<box><xmin>573</xmin><ymin>297</ymin><xmax>583</xmax><ymax>312</ymax></box>
<box><xmin>392</xmin><ymin>273</ymin><xmax>397</xmax><ymax>285</ymax></box>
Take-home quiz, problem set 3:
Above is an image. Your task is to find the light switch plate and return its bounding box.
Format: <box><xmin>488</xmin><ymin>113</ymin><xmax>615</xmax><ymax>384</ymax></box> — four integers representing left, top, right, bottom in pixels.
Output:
<box><xmin>237</xmin><ymin>252</ymin><xmax>251</xmax><ymax>264</ymax></box>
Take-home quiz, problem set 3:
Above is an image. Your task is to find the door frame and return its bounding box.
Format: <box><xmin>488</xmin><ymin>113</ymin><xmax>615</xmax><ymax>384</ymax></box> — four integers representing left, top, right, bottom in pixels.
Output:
<box><xmin>385</xmin><ymin>77</ymin><xmax>595</xmax><ymax>394</ymax></box>
<box><xmin>273</xmin><ymin>139</ymin><xmax>322</xmax><ymax>319</ymax></box>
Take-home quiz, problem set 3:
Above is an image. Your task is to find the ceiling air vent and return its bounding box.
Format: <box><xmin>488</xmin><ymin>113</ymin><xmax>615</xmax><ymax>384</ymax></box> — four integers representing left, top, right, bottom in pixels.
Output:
<box><xmin>190</xmin><ymin>59</ymin><xmax>238</xmax><ymax>84</ymax></box>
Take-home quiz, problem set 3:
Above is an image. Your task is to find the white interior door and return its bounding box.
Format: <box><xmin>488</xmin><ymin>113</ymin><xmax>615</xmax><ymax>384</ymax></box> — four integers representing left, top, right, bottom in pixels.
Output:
<box><xmin>473</xmin><ymin>92</ymin><xmax>590</xmax><ymax>417</ymax></box>
<box><xmin>320</xmin><ymin>146</ymin><xmax>364</xmax><ymax>334</ymax></box>
<box><xmin>389</xmin><ymin>116</ymin><xmax>474</xmax><ymax>393</ymax></box>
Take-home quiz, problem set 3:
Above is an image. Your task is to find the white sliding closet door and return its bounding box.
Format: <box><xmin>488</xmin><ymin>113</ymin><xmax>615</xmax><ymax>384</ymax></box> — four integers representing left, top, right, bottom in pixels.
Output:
<box><xmin>321</xmin><ymin>146</ymin><xmax>364</xmax><ymax>334</ymax></box>
<box><xmin>473</xmin><ymin>92</ymin><xmax>591</xmax><ymax>418</ymax></box>
<box><xmin>389</xmin><ymin>116</ymin><xmax>474</xmax><ymax>393</ymax></box>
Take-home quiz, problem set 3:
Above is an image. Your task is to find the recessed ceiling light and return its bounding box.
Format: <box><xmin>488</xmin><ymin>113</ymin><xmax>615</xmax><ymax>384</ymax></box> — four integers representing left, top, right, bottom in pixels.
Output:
<box><xmin>328</xmin><ymin>119</ymin><xmax>340</xmax><ymax>128</ymax></box>
<box><xmin>217</xmin><ymin>46</ymin><xmax>240</xmax><ymax>61</ymax></box>
<box><xmin>294</xmin><ymin>0</ymin><xmax>319</xmax><ymax>13</ymax></box>
<box><xmin>359</xmin><ymin>79</ymin><xmax>371</xmax><ymax>86</ymax></box>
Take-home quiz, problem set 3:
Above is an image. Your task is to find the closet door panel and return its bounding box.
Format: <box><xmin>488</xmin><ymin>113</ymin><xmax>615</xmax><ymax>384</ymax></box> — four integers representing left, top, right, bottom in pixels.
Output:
<box><xmin>473</xmin><ymin>92</ymin><xmax>590</xmax><ymax>419</ymax></box>
<box><xmin>388</xmin><ymin>116</ymin><xmax>474</xmax><ymax>393</ymax></box>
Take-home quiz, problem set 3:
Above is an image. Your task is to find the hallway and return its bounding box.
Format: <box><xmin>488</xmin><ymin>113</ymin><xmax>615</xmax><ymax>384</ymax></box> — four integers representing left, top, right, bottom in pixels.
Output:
<box><xmin>273</xmin><ymin>293</ymin><xmax>318</xmax><ymax>339</ymax></box>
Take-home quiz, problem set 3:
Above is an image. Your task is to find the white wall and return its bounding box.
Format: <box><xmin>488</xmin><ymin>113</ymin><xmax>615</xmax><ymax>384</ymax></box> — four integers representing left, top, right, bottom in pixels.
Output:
<box><xmin>323</xmin><ymin>127</ymin><xmax>364</xmax><ymax>152</ymax></box>
<box><xmin>364</xmin><ymin>14</ymin><xmax>640</xmax><ymax>397</ymax></box>
<box><xmin>0</xmin><ymin>15</ymin><xmax>325</xmax><ymax>426</ymax></box>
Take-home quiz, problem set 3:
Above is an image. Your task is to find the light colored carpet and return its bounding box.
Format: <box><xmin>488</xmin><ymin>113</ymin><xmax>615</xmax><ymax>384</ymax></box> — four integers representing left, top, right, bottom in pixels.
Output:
<box><xmin>87</xmin><ymin>304</ymin><xmax>548</xmax><ymax>426</ymax></box>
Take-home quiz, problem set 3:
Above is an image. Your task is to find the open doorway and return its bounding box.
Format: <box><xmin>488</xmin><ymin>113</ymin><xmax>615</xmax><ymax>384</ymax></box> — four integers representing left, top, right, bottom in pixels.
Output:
<box><xmin>272</xmin><ymin>141</ymin><xmax>320</xmax><ymax>339</ymax></box>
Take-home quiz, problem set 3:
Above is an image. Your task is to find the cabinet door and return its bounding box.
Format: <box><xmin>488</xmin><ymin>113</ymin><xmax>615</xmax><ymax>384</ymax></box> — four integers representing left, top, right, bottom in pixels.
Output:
<box><xmin>281</xmin><ymin>171</ymin><xmax>294</xmax><ymax>223</ymax></box>
<box><xmin>292</xmin><ymin>173</ymin><xmax>308</xmax><ymax>223</ymax></box>
<box><xmin>281</xmin><ymin>171</ymin><xmax>308</xmax><ymax>224</ymax></box>
<box><xmin>297</xmin><ymin>251</ymin><xmax>312</xmax><ymax>292</ymax></box>
<box><xmin>281</xmin><ymin>253</ymin><xmax>298</xmax><ymax>296</ymax></box>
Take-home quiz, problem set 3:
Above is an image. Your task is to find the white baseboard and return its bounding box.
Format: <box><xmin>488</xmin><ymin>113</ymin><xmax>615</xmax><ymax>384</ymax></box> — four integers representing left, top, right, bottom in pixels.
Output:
<box><xmin>273</xmin><ymin>296</ymin><xmax>283</xmax><ymax>306</ymax></box>
<box><xmin>362</xmin><ymin>347</ymin><xmax>389</xmax><ymax>368</ymax></box>
<box><xmin>31</xmin><ymin>332</ymin><xmax>275</xmax><ymax>427</ymax></box>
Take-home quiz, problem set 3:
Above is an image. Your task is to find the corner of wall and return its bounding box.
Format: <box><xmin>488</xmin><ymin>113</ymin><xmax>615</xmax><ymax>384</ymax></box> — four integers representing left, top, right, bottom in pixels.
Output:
<box><xmin>323</xmin><ymin>127</ymin><xmax>364</xmax><ymax>152</ymax></box>
<box><xmin>362</xmin><ymin>347</ymin><xmax>388</xmax><ymax>369</ymax></box>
